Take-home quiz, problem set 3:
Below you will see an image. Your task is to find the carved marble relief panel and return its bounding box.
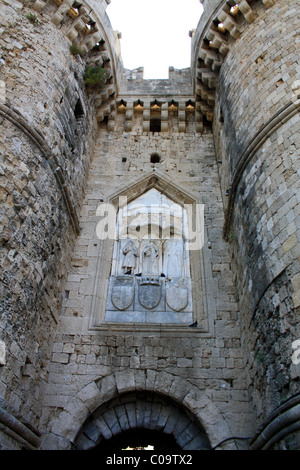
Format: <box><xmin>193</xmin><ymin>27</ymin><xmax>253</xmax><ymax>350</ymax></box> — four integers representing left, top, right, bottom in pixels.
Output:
<box><xmin>105</xmin><ymin>188</ymin><xmax>193</xmax><ymax>324</ymax></box>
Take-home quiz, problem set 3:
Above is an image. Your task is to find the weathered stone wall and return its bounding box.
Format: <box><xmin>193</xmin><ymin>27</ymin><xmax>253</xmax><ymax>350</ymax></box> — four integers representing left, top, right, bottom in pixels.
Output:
<box><xmin>120</xmin><ymin>67</ymin><xmax>193</xmax><ymax>96</ymax></box>
<box><xmin>212</xmin><ymin>0</ymin><xmax>300</xmax><ymax>431</ymax></box>
<box><xmin>39</xmin><ymin>127</ymin><xmax>253</xmax><ymax>449</ymax></box>
<box><xmin>0</xmin><ymin>0</ymin><xmax>97</xmax><ymax>447</ymax></box>
<box><xmin>1</xmin><ymin>0</ymin><xmax>299</xmax><ymax>451</ymax></box>
<box><xmin>0</xmin><ymin>0</ymin><xmax>98</xmax><ymax>199</ymax></box>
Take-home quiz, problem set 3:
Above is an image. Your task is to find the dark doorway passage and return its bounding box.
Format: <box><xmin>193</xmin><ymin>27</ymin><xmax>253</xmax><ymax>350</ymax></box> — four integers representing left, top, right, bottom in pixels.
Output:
<box><xmin>75</xmin><ymin>391</ymin><xmax>211</xmax><ymax>450</ymax></box>
<box><xmin>150</xmin><ymin>118</ymin><xmax>161</xmax><ymax>132</ymax></box>
<box><xmin>95</xmin><ymin>428</ymin><xmax>182</xmax><ymax>451</ymax></box>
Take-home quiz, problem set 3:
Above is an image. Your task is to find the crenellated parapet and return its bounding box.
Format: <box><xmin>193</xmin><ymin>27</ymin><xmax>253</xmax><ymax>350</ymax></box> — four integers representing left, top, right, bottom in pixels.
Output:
<box><xmin>110</xmin><ymin>96</ymin><xmax>202</xmax><ymax>134</ymax></box>
<box><xmin>192</xmin><ymin>0</ymin><xmax>277</xmax><ymax>123</ymax></box>
<box><xmin>107</xmin><ymin>67</ymin><xmax>205</xmax><ymax>133</ymax></box>
<box><xmin>1</xmin><ymin>0</ymin><xmax>299</xmax><ymax>452</ymax></box>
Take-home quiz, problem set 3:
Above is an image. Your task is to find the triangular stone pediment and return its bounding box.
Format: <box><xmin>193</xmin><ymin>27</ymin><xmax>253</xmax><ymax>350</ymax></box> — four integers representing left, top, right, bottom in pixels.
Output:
<box><xmin>107</xmin><ymin>170</ymin><xmax>198</xmax><ymax>208</ymax></box>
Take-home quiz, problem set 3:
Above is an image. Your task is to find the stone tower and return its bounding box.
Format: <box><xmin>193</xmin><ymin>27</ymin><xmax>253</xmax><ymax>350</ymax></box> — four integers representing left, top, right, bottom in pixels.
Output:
<box><xmin>0</xmin><ymin>0</ymin><xmax>299</xmax><ymax>451</ymax></box>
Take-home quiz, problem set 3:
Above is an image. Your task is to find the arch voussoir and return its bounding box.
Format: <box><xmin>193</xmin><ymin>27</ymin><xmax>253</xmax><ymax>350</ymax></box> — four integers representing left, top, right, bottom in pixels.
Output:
<box><xmin>54</xmin><ymin>370</ymin><xmax>235</xmax><ymax>450</ymax></box>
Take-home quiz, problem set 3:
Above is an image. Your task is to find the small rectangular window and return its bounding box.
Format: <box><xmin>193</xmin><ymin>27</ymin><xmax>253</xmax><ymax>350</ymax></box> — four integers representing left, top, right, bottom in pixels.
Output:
<box><xmin>150</xmin><ymin>118</ymin><xmax>161</xmax><ymax>133</ymax></box>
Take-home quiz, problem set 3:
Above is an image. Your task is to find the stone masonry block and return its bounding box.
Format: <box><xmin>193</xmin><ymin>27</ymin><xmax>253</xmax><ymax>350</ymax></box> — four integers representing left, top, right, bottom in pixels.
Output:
<box><xmin>145</xmin><ymin>369</ymin><xmax>157</xmax><ymax>391</ymax></box>
<box><xmin>154</xmin><ymin>371</ymin><xmax>174</xmax><ymax>396</ymax></box>
<box><xmin>163</xmin><ymin>407</ymin><xmax>181</xmax><ymax>434</ymax></box>
<box><xmin>78</xmin><ymin>382</ymin><xmax>102</xmax><ymax>413</ymax></box>
<box><xmin>96</xmin><ymin>374</ymin><xmax>117</xmax><ymax>403</ymax></box>
<box><xmin>115</xmin><ymin>370</ymin><xmax>136</xmax><ymax>394</ymax></box>
<box><xmin>115</xmin><ymin>404</ymin><xmax>130</xmax><ymax>431</ymax></box>
<box><xmin>168</xmin><ymin>376</ymin><xmax>190</xmax><ymax>402</ymax></box>
<box><xmin>102</xmin><ymin>408</ymin><xmax>121</xmax><ymax>435</ymax></box>
<box><xmin>51</xmin><ymin>410</ymin><xmax>80</xmax><ymax>441</ymax></box>
<box><xmin>156</xmin><ymin>404</ymin><xmax>172</xmax><ymax>431</ymax></box>
<box><xmin>149</xmin><ymin>402</ymin><xmax>161</xmax><ymax>429</ymax></box>
<box><xmin>134</xmin><ymin>369</ymin><xmax>146</xmax><ymax>390</ymax></box>
<box><xmin>125</xmin><ymin>402</ymin><xmax>137</xmax><ymax>429</ymax></box>
<box><xmin>0</xmin><ymin>341</ymin><xmax>6</xmax><ymax>365</ymax></box>
<box><xmin>93</xmin><ymin>416</ymin><xmax>113</xmax><ymax>440</ymax></box>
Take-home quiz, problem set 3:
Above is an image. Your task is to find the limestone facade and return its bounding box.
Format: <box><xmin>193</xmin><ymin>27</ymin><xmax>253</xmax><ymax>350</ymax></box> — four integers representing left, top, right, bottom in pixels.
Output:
<box><xmin>0</xmin><ymin>0</ymin><xmax>299</xmax><ymax>450</ymax></box>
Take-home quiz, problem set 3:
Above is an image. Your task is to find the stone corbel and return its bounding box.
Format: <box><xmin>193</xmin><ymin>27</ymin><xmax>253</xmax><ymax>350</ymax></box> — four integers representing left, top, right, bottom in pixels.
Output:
<box><xmin>161</xmin><ymin>102</ymin><xmax>168</xmax><ymax>132</ymax></box>
<box><xmin>261</xmin><ymin>0</ymin><xmax>275</xmax><ymax>8</ymax></box>
<box><xmin>218</xmin><ymin>10</ymin><xmax>242</xmax><ymax>38</ymax></box>
<box><xmin>51</xmin><ymin>11</ymin><xmax>64</xmax><ymax>25</ymax></box>
<box><xmin>107</xmin><ymin>108</ymin><xmax>116</xmax><ymax>132</ymax></box>
<box><xmin>142</xmin><ymin>101</ymin><xmax>151</xmax><ymax>132</ymax></box>
<box><xmin>200</xmin><ymin>48</ymin><xmax>222</xmax><ymax>71</ymax></box>
<box><xmin>178</xmin><ymin>102</ymin><xmax>186</xmax><ymax>133</ymax></box>
<box><xmin>96</xmin><ymin>102</ymin><xmax>113</xmax><ymax>123</ymax></box>
<box><xmin>83</xmin><ymin>31</ymin><xmax>103</xmax><ymax>52</ymax></box>
<box><xmin>206</xmin><ymin>29</ymin><xmax>229</xmax><ymax>56</ymax></box>
<box><xmin>195</xmin><ymin>111</ymin><xmax>204</xmax><ymax>133</ymax></box>
<box><xmin>236</xmin><ymin>0</ymin><xmax>257</xmax><ymax>23</ymax></box>
<box><xmin>51</xmin><ymin>0</ymin><xmax>73</xmax><ymax>26</ymax></box>
<box><xmin>196</xmin><ymin>81</ymin><xmax>210</xmax><ymax>101</ymax></box>
<box><xmin>198</xmin><ymin>100</ymin><xmax>213</xmax><ymax>121</ymax></box>
<box><xmin>32</xmin><ymin>0</ymin><xmax>47</xmax><ymax>12</ymax></box>
<box><xmin>201</xmin><ymin>69</ymin><xmax>218</xmax><ymax>89</ymax></box>
<box><xmin>66</xmin><ymin>27</ymin><xmax>78</xmax><ymax>41</ymax></box>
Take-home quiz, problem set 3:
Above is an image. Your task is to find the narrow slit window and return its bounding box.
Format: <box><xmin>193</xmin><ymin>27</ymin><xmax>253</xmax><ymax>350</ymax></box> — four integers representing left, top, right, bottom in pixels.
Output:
<box><xmin>74</xmin><ymin>99</ymin><xmax>84</xmax><ymax>120</ymax></box>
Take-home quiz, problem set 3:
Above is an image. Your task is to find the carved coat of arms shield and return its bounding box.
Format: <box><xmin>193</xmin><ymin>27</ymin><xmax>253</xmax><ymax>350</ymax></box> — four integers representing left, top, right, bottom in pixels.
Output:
<box><xmin>138</xmin><ymin>277</ymin><xmax>162</xmax><ymax>310</ymax></box>
<box><xmin>111</xmin><ymin>277</ymin><xmax>135</xmax><ymax>311</ymax></box>
<box><xmin>166</xmin><ymin>281</ymin><xmax>188</xmax><ymax>312</ymax></box>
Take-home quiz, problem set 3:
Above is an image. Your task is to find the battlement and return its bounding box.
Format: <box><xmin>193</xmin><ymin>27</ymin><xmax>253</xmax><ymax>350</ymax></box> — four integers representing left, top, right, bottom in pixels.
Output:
<box><xmin>121</xmin><ymin>67</ymin><xmax>193</xmax><ymax>95</ymax></box>
<box><xmin>7</xmin><ymin>0</ymin><xmax>283</xmax><ymax>130</ymax></box>
<box><xmin>109</xmin><ymin>66</ymin><xmax>202</xmax><ymax>133</ymax></box>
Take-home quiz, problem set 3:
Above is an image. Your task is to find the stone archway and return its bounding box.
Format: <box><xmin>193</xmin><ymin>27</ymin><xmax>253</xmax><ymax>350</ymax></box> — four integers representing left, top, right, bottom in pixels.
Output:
<box><xmin>74</xmin><ymin>391</ymin><xmax>211</xmax><ymax>450</ymax></box>
<box><xmin>44</xmin><ymin>370</ymin><xmax>235</xmax><ymax>450</ymax></box>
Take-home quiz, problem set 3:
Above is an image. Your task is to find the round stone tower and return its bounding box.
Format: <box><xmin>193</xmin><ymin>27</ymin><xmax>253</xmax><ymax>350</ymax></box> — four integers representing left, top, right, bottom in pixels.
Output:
<box><xmin>0</xmin><ymin>0</ymin><xmax>119</xmax><ymax>449</ymax></box>
<box><xmin>193</xmin><ymin>0</ymin><xmax>300</xmax><ymax>448</ymax></box>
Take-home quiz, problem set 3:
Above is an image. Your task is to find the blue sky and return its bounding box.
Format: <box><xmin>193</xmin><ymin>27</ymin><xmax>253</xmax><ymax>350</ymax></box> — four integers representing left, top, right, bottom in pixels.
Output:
<box><xmin>107</xmin><ymin>0</ymin><xmax>203</xmax><ymax>79</ymax></box>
